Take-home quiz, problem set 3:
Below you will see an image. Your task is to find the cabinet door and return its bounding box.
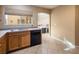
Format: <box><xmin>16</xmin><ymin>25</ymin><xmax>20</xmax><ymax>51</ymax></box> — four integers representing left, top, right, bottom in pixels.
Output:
<box><xmin>21</xmin><ymin>31</ymin><xmax>30</xmax><ymax>48</ymax></box>
<box><xmin>0</xmin><ymin>36</ymin><xmax>6</xmax><ymax>54</ymax></box>
<box><xmin>8</xmin><ymin>36</ymin><xmax>19</xmax><ymax>51</ymax></box>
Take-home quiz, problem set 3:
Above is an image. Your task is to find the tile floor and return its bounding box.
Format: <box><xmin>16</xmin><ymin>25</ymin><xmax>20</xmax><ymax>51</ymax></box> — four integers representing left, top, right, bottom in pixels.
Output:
<box><xmin>10</xmin><ymin>34</ymin><xmax>79</xmax><ymax>54</ymax></box>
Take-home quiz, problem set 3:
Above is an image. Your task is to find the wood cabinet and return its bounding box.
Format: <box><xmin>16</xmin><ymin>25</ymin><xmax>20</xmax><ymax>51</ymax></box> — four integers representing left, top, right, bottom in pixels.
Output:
<box><xmin>20</xmin><ymin>31</ymin><xmax>30</xmax><ymax>48</ymax></box>
<box><xmin>7</xmin><ymin>32</ymin><xmax>20</xmax><ymax>51</ymax></box>
<box><xmin>8</xmin><ymin>35</ymin><xmax>20</xmax><ymax>51</ymax></box>
<box><xmin>7</xmin><ymin>31</ymin><xmax>31</xmax><ymax>52</ymax></box>
<box><xmin>0</xmin><ymin>35</ymin><xmax>7</xmax><ymax>54</ymax></box>
<box><xmin>0</xmin><ymin>30</ymin><xmax>41</xmax><ymax>53</ymax></box>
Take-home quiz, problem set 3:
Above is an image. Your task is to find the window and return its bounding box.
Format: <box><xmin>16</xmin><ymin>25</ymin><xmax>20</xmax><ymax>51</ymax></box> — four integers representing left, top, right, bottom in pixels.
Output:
<box><xmin>5</xmin><ymin>14</ymin><xmax>32</xmax><ymax>25</ymax></box>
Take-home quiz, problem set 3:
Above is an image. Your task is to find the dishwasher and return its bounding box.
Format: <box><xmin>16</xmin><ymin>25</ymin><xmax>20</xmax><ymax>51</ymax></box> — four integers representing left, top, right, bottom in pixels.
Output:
<box><xmin>30</xmin><ymin>30</ymin><xmax>42</xmax><ymax>46</ymax></box>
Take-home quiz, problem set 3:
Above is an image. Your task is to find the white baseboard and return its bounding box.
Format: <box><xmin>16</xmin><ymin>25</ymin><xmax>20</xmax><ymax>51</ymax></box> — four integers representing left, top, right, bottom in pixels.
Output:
<box><xmin>51</xmin><ymin>35</ymin><xmax>75</xmax><ymax>50</ymax></box>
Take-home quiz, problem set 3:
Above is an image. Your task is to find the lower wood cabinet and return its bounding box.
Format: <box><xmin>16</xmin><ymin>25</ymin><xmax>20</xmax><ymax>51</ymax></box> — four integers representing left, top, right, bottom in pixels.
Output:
<box><xmin>0</xmin><ymin>36</ymin><xmax>7</xmax><ymax>54</ymax></box>
<box><xmin>8</xmin><ymin>35</ymin><xmax>20</xmax><ymax>51</ymax></box>
<box><xmin>7</xmin><ymin>31</ymin><xmax>31</xmax><ymax>52</ymax></box>
<box><xmin>20</xmin><ymin>31</ymin><xmax>30</xmax><ymax>48</ymax></box>
<box><xmin>0</xmin><ymin>30</ymin><xmax>41</xmax><ymax>53</ymax></box>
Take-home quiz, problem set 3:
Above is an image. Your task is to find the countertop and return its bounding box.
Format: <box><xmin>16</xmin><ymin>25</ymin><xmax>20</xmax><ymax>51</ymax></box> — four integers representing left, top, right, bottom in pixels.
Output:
<box><xmin>0</xmin><ymin>28</ymin><xmax>41</xmax><ymax>38</ymax></box>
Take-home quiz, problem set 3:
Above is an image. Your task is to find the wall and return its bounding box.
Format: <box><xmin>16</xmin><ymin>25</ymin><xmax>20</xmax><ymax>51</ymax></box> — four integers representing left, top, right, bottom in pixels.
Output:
<box><xmin>0</xmin><ymin>6</ymin><xmax>5</xmax><ymax>29</ymax></box>
<box><xmin>51</xmin><ymin>6</ymin><xmax>75</xmax><ymax>45</ymax></box>
<box><xmin>75</xmin><ymin>6</ymin><xmax>79</xmax><ymax>46</ymax></box>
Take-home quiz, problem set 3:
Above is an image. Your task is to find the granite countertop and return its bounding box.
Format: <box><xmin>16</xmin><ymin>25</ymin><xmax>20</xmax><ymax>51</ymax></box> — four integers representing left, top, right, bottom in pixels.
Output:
<box><xmin>0</xmin><ymin>28</ymin><xmax>41</xmax><ymax>38</ymax></box>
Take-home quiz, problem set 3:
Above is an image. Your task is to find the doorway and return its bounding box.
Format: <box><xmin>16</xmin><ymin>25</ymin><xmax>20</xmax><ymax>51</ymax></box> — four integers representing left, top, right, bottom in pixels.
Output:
<box><xmin>38</xmin><ymin>13</ymin><xmax>50</xmax><ymax>34</ymax></box>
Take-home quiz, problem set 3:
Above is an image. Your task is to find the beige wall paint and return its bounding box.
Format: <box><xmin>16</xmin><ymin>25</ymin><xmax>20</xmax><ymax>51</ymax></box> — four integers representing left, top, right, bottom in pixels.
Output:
<box><xmin>32</xmin><ymin>11</ymin><xmax>38</xmax><ymax>26</ymax></box>
<box><xmin>0</xmin><ymin>6</ymin><xmax>5</xmax><ymax>27</ymax></box>
<box><xmin>75</xmin><ymin>6</ymin><xmax>79</xmax><ymax>46</ymax></box>
<box><xmin>51</xmin><ymin>6</ymin><xmax>75</xmax><ymax>45</ymax></box>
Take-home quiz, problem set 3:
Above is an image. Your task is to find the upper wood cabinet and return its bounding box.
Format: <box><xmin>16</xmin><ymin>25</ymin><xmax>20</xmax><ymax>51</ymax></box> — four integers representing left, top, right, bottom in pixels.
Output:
<box><xmin>0</xmin><ymin>35</ymin><xmax>7</xmax><ymax>54</ymax></box>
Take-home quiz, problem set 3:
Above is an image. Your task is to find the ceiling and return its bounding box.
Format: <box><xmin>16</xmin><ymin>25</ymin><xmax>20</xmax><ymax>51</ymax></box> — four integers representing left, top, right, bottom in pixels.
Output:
<box><xmin>35</xmin><ymin>5</ymin><xmax>59</xmax><ymax>9</ymax></box>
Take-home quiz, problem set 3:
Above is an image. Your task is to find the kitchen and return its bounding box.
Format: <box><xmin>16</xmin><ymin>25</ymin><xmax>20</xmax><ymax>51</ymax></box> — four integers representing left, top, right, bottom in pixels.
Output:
<box><xmin>0</xmin><ymin>5</ymin><xmax>50</xmax><ymax>53</ymax></box>
<box><xmin>0</xmin><ymin>5</ymin><xmax>79</xmax><ymax>54</ymax></box>
<box><xmin>0</xmin><ymin>0</ymin><xmax>78</xmax><ymax>58</ymax></box>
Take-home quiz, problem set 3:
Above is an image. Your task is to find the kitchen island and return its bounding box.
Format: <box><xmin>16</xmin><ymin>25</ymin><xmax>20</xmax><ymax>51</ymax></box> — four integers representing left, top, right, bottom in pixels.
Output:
<box><xmin>0</xmin><ymin>28</ymin><xmax>42</xmax><ymax>54</ymax></box>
